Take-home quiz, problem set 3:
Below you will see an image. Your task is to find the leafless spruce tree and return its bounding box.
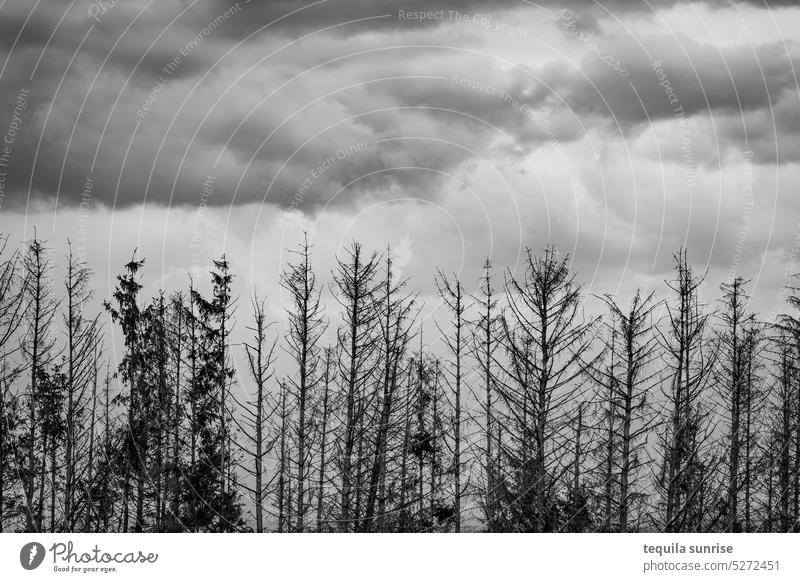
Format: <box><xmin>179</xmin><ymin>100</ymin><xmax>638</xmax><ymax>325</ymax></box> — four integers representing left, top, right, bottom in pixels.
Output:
<box><xmin>21</xmin><ymin>237</ymin><xmax>59</xmax><ymax>532</ymax></box>
<box><xmin>657</xmin><ymin>250</ymin><xmax>718</xmax><ymax>532</ymax></box>
<box><xmin>435</xmin><ymin>269</ymin><xmax>466</xmax><ymax>532</ymax></box>
<box><xmin>363</xmin><ymin>253</ymin><xmax>415</xmax><ymax>531</ymax></box>
<box><xmin>589</xmin><ymin>290</ymin><xmax>660</xmax><ymax>532</ymax></box>
<box><xmin>62</xmin><ymin>245</ymin><xmax>101</xmax><ymax>531</ymax></box>
<box><xmin>763</xmin><ymin>330</ymin><xmax>797</xmax><ymax>531</ymax></box>
<box><xmin>238</xmin><ymin>296</ymin><xmax>278</xmax><ymax>533</ymax></box>
<box><xmin>281</xmin><ymin>237</ymin><xmax>326</xmax><ymax>532</ymax></box>
<box><xmin>713</xmin><ymin>277</ymin><xmax>760</xmax><ymax>531</ymax></box>
<box><xmin>470</xmin><ymin>259</ymin><xmax>502</xmax><ymax>530</ymax></box>
<box><xmin>315</xmin><ymin>347</ymin><xmax>336</xmax><ymax>532</ymax></box>
<box><xmin>332</xmin><ymin>242</ymin><xmax>382</xmax><ymax>532</ymax></box>
<box><xmin>495</xmin><ymin>246</ymin><xmax>599</xmax><ymax>532</ymax></box>
<box><xmin>0</xmin><ymin>236</ymin><xmax>24</xmax><ymax>532</ymax></box>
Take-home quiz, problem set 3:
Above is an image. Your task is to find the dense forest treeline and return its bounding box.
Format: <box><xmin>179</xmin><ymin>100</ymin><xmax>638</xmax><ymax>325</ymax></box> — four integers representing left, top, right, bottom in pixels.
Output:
<box><xmin>0</xmin><ymin>234</ymin><xmax>799</xmax><ymax>533</ymax></box>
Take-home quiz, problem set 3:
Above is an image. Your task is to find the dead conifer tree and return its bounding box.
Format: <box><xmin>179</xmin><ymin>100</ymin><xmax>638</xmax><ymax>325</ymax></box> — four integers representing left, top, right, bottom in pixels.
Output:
<box><xmin>281</xmin><ymin>236</ymin><xmax>326</xmax><ymax>532</ymax></box>
<box><xmin>435</xmin><ymin>270</ymin><xmax>466</xmax><ymax>532</ymax></box>
<box><xmin>363</xmin><ymin>253</ymin><xmax>415</xmax><ymax>531</ymax></box>
<box><xmin>496</xmin><ymin>246</ymin><xmax>598</xmax><ymax>532</ymax></box>
<box><xmin>588</xmin><ymin>290</ymin><xmax>660</xmax><ymax>532</ymax></box>
<box><xmin>657</xmin><ymin>250</ymin><xmax>717</xmax><ymax>533</ymax></box>
<box><xmin>238</xmin><ymin>296</ymin><xmax>278</xmax><ymax>533</ymax></box>
<box><xmin>470</xmin><ymin>259</ymin><xmax>502</xmax><ymax>530</ymax></box>
<box><xmin>21</xmin><ymin>236</ymin><xmax>59</xmax><ymax>532</ymax></box>
<box><xmin>333</xmin><ymin>242</ymin><xmax>381</xmax><ymax>531</ymax></box>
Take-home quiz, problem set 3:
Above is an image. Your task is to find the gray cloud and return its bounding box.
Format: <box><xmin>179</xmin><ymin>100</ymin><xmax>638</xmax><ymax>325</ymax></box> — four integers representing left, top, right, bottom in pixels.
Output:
<box><xmin>0</xmin><ymin>0</ymin><xmax>798</xmax><ymax>215</ymax></box>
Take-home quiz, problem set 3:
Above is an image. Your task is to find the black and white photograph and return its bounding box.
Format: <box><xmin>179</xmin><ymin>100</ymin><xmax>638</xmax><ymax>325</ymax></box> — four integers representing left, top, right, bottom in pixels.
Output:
<box><xmin>0</xmin><ymin>0</ymin><xmax>799</xmax><ymax>579</ymax></box>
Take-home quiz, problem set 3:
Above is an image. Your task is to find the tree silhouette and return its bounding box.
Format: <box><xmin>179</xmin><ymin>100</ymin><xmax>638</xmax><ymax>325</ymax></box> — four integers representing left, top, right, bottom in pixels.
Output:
<box><xmin>0</xmin><ymin>235</ymin><xmax>798</xmax><ymax>532</ymax></box>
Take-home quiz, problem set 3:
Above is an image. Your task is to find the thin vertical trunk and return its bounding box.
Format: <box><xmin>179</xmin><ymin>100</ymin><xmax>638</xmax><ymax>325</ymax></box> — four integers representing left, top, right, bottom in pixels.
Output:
<box><xmin>364</xmin><ymin>286</ymin><xmax>400</xmax><ymax>529</ymax></box>
<box><xmin>37</xmin><ymin>433</ymin><xmax>46</xmax><ymax>530</ymax></box>
<box><xmin>65</xmin><ymin>288</ymin><xmax>75</xmax><ymax>531</ymax></box>
<box><xmin>254</xmin><ymin>359</ymin><xmax>264</xmax><ymax>534</ymax></box>
<box><xmin>478</xmin><ymin>261</ymin><xmax>496</xmax><ymax>531</ymax></box>
<box><xmin>619</xmin><ymin>332</ymin><xmax>634</xmax><ymax>532</ymax></box>
<box><xmin>377</xmin><ymin>351</ymin><xmax>403</xmax><ymax>530</ymax></box>
<box><xmin>725</xmin><ymin>281</ymin><xmax>743</xmax><ymax>532</ymax></box>
<box><xmin>399</xmin><ymin>372</ymin><xmax>412</xmax><ymax>530</ymax></box>
<box><xmin>155</xmin><ymin>299</ymin><xmax>166</xmax><ymax>530</ymax></box>
<box><xmin>354</xmin><ymin>382</ymin><xmax>366</xmax><ymax>527</ymax></box>
<box><xmin>219</xmin><ymin>303</ymin><xmax>227</xmax><ymax>499</ymax></box>
<box><xmin>744</xmin><ymin>375</ymin><xmax>752</xmax><ymax>532</ymax></box>
<box><xmin>766</xmin><ymin>446</ymin><xmax>775</xmax><ymax>532</ymax></box>
<box><xmin>295</xmin><ymin>299</ymin><xmax>308</xmax><ymax>533</ymax></box>
<box><xmin>49</xmin><ymin>432</ymin><xmax>57</xmax><ymax>531</ymax></box>
<box><xmin>665</xmin><ymin>276</ymin><xmax>689</xmax><ymax>532</ymax></box>
<box><xmin>430</xmin><ymin>361</ymin><xmax>439</xmax><ymax>527</ymax></box>
<box><xmin>604</xmin><ymin>341</ymin><xmax>615</xmax><ymax>531</ymax></box>
<box><xmin>315</xmin><ymin>354</ymin><xmax>332</xmax><ymax>532</ymax></box>
<box><xmin>340</xmin><ymin>262</ymin><xmax>360</xmax><ymax>532</ymax></box>
<box><xmin>0</xmin><ymin>374</ymin><xmax>5</xmax><ymax>533</ymax></box>
<box><xmin>171</xmin><ymin>301</ymin><xmax>183</xmax><ymax>529</ymax></box>
<box><xmin>134</xmin><ymin>365</ymin><xmax>147</xmax><ymax>532</ymax></box>
<box><xmin>453</xmin><ymin>283</ymin><xmax>462</xmax><ymax>533</ymax></box>
<box><xmin>572</xmin><ymin>403</ymin><xmax>584</xmax><ymax>531</ymax></box>
<box><xmin>84</xmin><ymin>358</ymin><xmax>98</xmax><ymax>532</ymax></box>
<box><xmin>102</xmin><ymin>367</ymin><xmax>110</xmax><ymax>532</ymax></box>
<box><xmin>484</xmin><ymin>329</ymin><xmax>493</xmax><ymax>530</ymax></box>
<box><xmin>277</xmin><ymin>383</ymin><xmax>287</xmax><ymax>533</ymax></box>
<box><xmin>417</xmin><ymin>352</ymin><xmax>425</xmax><ymax>523</ymax></box>
<box><xmin>27</xmin><ymin>278</ymin><xmax>41</xmax><ymax>532</ymax></box>
<box><xmin>780</xmin><ymin>364</ymin><xmax>791</xmax><ymax>531</ymax></box>
<box><xmin>535</xmin><ymin>320</ymin><xmax>548</xmax><ymax>532</ymax></box>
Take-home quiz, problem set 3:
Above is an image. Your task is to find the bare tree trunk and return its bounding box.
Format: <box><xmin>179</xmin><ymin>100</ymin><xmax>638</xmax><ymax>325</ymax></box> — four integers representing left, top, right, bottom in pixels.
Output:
<box><xmin>399</xmin><ymin>371</ymin><xmax>412</xmax><ymax>530</ymax></box>
<box><xmin>23</xmin><ymin>238</ymin><xmax>57</xmax><ymax>532</ymax></box>
<box><xmin>430</xmin><ymin>360</ymin><xmax>439</xmax><ymax>527</ymax></box>
<box><xmin>334</xmin><ymin>242</ymin><xmax>380</xmax><ymax>532</ymax></box>
<box><xmin>316</xmin><ymin>349</ymin><xmax>333</xmax><ymax>532</ymax></box>
<box><xmin>277</xmin><ymin>382</ymin><xmax>288</xmax><ymax>533</ymax></box>
<box><xmin>719</xmin><ymin>277</ymin><xmax>750</xmax><ymax>532</ymax></box>
<box><xmin>436</xmin><ymin>271</ymin><xmax>464</xmax><ymax>532</ymax></box>
<box><xmin>242</xmin><ymin>296</ymin><xmax>277</xmax><ymax>533</ymax></box>
<box><xmin>49</xmin><ymin>430</ymin><xmax>57</xmax><ymax>532</ymax></box>
<box><xmin>661</xmin><ymin>250</ymin><xmax>714</xmax><ymax>533</ymax></box>
<box><xmin>37</xmin><ymin>433</ymin><xmax>46</xmax><ymax>530</ymax></box>
<box><xmin>169</xmin><ymin>294</ymin><xmax>183</xmax><ymax>529</ymax></box>
<box><xmin>84</xmin><ymin>357</ymin><xmax>98</xmax><ymax>532</ymax></box>
<box><xmin>102</xmin><ymin>366</ymin><xmax>111</xmax><ymax>532</ymax></box>
<box><xmin>619</xmin><ymin>350</ymin><xmax>633</xmax><ymax>532</ymax></box>
<box><xmin>570</xmin><ymin>403</ymin><xmax>584</xmax><ymax>530</ymax></box>
<box><xmin>0</xmin><ymin>241</ymin><xmax>24</xmax><ymax>533</ymax></box>
<box><xmin>254</xmin><ymin>334</ymin><xmax>265</xmax><ymax>535</ymax></box>
<box><xmin>473</xmin><ymin>260</ymin><xmax>497</xmax><ymax>530</ymax></box>
<box><xmin>364</xmin><ymin>254</ymin><xmax>414</xmax><ymax>531</ymax></box>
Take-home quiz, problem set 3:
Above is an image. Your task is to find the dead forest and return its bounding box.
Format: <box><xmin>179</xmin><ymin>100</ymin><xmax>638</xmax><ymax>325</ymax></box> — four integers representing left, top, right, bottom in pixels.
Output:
<box><xmin>1</xmin><ymin>234</ymin><xmax>799</xmax><ymax>533</ymax></box>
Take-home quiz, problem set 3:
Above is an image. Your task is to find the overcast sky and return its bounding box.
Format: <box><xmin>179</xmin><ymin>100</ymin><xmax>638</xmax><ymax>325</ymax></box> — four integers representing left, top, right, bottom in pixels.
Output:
<box><xmin>0</xmin><ymin>0</ymin><xmax>799</xmax><ymax>337</ymax></box>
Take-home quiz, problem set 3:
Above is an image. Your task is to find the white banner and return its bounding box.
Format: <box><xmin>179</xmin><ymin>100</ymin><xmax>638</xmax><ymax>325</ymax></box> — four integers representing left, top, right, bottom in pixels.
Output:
<box><xmin>1</xmin><ymin>533</ymin><xmax>798</xmax><ymax>581</ymax></box>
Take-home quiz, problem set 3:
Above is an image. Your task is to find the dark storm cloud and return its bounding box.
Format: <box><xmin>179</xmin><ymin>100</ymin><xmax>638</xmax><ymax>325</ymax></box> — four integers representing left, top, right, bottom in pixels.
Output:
<box><xmin>363</xmin><ymin>35</ymin><xmax>800</xmax><ymax>164</ymax></box>
<box><xmin>204</xmin><ymin>0</ymin><xmax>799</xmax><ymax>34</ymax></box>
<box><xmin>201</xmin><ymin>0</ymin><xmax>800</xmax><ymax>43</ymax></box>
<box><xmin>497</xmin><ymin>34</ymin><xmax>800</xmax><ymax>166</ymax></box>
<box><xmin>0</xmin><ymin>0</ymin><xmax>798</xmax><ymax>213</ymax></box>
<box><xmin>549</xmin><ymin>38</ymin><xmax>800</xmax><ymax>128</ymax></box>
